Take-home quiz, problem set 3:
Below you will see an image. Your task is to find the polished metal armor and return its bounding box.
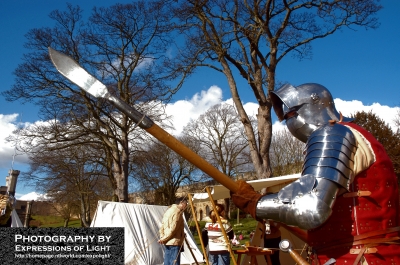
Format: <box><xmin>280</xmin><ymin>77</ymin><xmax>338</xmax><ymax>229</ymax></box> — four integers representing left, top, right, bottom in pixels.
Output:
<box><xmin>270</xmin><ymin>83</ymin><xmax>352</xmax><ymax>143</ymax></box>
<box><xmin>257</xmin><ymin>83</ymin><xmax>357</xmax><ymax>230</ymax></box>
<box><xmin>303</xmin><ymin>124</ymin><xmax>356</xmax><ymax>190</ymax></box>
<box><xmin>256</xmin><ymin>123</ymin><xmax>357</xmax><ymax>230</ymax></box>
<box><xmin>259</xmin><ymin>83</ymin><xmax>400</xmax><ymax>263</ymax></box>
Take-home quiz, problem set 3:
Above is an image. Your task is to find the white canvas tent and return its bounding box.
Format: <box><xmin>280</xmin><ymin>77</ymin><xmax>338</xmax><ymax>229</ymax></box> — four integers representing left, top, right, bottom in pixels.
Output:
<box><xmin>11</xmin><ymin>209</ymin><xmax>23</xmax><ymax>227</ymax></box>
<box><xmin>91</xmin><ymin>201</ymin><xmax>203</xmax><ymax>265</ymax></box>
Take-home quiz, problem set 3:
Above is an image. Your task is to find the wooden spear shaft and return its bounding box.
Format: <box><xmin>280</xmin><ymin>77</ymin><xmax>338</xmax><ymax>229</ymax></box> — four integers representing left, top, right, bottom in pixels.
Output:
<box><xmin>147</xmin><ymin>125</ymin><xmax>238</xmax><ymax>192</ymax></box>
<box><xmin>187</xmin><ymin>193</ymin><xmax>209</xmax><ymax>265</ymax></box>
<box><xmin>206</xmin><ymin>187</ymin><xmax>238</xmax><ymax>265</ymax></box>
<box><xmin>48</xmin><ymin>46</ymin><xmax>239</xmax><ymax>193</ymax></box>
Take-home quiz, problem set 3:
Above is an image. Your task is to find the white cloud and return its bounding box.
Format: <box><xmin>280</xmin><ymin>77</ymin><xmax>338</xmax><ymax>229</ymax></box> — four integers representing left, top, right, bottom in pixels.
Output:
<box><xmin>17</xmin><ymin>191</ymin><xmax>49</xmax><ymax>201</ymax></box>
<box><xmin>243</xmin><ymin>102</ymin><xmax>259</xmax><ymax>117</ymax></box>
<box><xmin>165</xmin><ymin>85</ymin><xmax>223</xmax><ymax>134</ymax></box>
<box><xmin>164</xmin><ymin>87</ymin><xmax>400</xmax><ymax>135</ymax></box>
<box><xmin>2</xmin><ymin>86</ymin><xmax>399</xmax><ymax>198</ymax></box>
<box><xmin>0</xmin><ymin>114</ymin><xmax>28</xmax><ymax>168</ymax></box>
<box><xmin>334</xmin><ymin>98</ymin><xmax>399</xmax><ymax>131</ymax></box>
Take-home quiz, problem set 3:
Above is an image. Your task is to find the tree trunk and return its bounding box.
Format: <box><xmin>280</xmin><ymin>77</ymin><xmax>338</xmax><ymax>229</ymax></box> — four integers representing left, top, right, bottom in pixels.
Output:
<box><xmin>80</xmin><ymin>193</ymin><xmax>91</xmax><ymax>227</ymax></box>
<box><xmin>63</xmin><ymin>218</ymin><xmax>70</xmax><ymax>227</ymax></box>
<box><xmin>224</xmin><ymin>198</ymin><xmax>230</xmax><ymax>219</ymax></box>
<box><xmin>220</xmin><ymin>57</ymin><xmax>273</xmax><ymax>179</ymax></box>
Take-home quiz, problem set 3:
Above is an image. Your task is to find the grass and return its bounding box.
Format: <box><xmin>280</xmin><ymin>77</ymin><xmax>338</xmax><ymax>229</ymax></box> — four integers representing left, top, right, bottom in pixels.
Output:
<box><xmin>188</xmin><ymin>216</ymin><xmax>259</xmax><ymax>263</ymax></box>
<box><xmin>29</xmin><ymin>215</ymin><xmax>81</xmax><ymax>228</ymax></box>
<box><xmin>31</xmin><ymin>214</ymin><xmax>260</xmax><ymax>263</ymax></box>
<box><xmin>189</xmin><ymin>216</ymin><xmax>258</xmax><ymax>243</ymax></box>
<box><xmin>32</xmin><ymin>214</ymin><xmax>258</xmax><ymax>237</ymax></box>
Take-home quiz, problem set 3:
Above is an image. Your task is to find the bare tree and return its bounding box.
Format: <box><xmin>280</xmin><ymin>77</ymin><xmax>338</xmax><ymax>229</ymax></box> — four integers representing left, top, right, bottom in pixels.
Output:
<box><xmin>130</xmin><ymin>136</ymin><xmax>202</xmax><ymax>206</ymax></box>
<box><xmin>51</xmin><ymin>195</ymin><xmax>80</xmax><ymax>227</ymax></box>
<box><xmin>169</xmin><ymin>0</ymin><xmax>382</xmax><ymax>180</ymax></box>
<box><xmin>2</xmin><ymin>2</ymin><xmax>187</xmax><ymax>202</ymax></box>
<box><xmin>270</xmin><ymin>127</ymin><xmax>304</xmax><ymax>176</ymax></box>
<box><xmin>20</xmin><ymin>139</ymin><xmax>112</xmax><ymax>227</ymax></box>
<box><xmin>183</xmin><ymin>103</ymin><xmax>251</xmax><ymax>174</ymax></box>
<box><xmin>182</xmin><ymin>103</ymin><xmax>251</xmax><ymax>217</ymax></box>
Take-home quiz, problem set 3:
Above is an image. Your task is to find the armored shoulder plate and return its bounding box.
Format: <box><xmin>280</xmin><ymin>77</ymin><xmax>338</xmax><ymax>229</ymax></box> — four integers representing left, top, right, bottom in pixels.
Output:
<box><xmin>303</xmin><ymin>123</ymin><xmax>357</xmax><ymax>190</ymax></box>
<box><xmin>255</xmin><ymin>123</ymin><xmax>359</xmax><ymax>229</ymax></box>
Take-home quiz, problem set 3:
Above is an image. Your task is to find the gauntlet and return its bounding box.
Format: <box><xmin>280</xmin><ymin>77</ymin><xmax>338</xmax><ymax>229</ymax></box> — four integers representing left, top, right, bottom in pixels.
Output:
<box><xmin>230</xmin><ymin>180</ymin><xmax>262</xmax><ymax>221</ymax></box>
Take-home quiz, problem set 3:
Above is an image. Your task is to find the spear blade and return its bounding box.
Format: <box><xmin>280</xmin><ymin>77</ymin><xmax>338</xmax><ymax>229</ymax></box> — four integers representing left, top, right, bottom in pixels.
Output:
<box><xmin>48</xmin><ymin>47</ymin><xmax>108</xmax><ymax>98</ymax></box>
<box><xmin>48</xmin><ymin>46</ymin><xmax>239</xmax><ymax>193</ymax></box>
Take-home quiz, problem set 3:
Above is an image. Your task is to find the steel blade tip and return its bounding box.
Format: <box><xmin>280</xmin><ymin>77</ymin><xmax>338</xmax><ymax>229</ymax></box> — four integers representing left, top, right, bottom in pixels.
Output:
<box><xmin>48</xmin><ymin>47</ymin><xmax>109</xmax><ymax>99</ymax></box>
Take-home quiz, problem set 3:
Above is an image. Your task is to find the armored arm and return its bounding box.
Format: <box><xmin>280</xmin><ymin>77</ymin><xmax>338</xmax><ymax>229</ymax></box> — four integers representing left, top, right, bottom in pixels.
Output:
<box><xmin>256</xmin><ymin>124</ymin><xmax>357</xmax><ymax>230</ymax></box>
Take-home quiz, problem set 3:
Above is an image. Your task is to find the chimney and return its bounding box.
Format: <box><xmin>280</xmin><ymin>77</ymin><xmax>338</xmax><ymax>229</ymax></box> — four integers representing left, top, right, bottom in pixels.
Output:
<box><xmin>6</xmin><ymin>169</ymin><xmax>20</xmax><ymax>196</ymax></box>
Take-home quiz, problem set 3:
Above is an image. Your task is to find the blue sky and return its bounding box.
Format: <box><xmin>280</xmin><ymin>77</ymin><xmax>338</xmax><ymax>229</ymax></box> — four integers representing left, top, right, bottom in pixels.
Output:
<box><xmin>1</xmin><ymin>0</ymin><xmax>399</xmax><ymax>198</ymax></box>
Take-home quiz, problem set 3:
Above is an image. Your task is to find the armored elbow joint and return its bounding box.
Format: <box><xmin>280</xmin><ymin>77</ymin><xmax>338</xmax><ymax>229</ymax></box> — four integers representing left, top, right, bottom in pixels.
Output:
<box><xmin>256</xmin><ymin>190</ymin><xmax>333</xmax><ymax>230</ymax></box>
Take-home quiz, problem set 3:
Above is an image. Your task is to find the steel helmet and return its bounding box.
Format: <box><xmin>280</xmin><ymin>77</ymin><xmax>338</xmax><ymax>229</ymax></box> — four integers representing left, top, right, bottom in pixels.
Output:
<box><xmin>270</xmin><ymin>83</ymin><xmax>352</xmax><ymax>142</ymax></box>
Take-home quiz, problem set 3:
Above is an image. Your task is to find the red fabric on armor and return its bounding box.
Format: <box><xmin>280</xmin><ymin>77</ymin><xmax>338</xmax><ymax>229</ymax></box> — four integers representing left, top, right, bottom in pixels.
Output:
<box><xmin>305</xmin><ymin>122</ymin><xmax>400</xmax><ymax>265</ymax></box>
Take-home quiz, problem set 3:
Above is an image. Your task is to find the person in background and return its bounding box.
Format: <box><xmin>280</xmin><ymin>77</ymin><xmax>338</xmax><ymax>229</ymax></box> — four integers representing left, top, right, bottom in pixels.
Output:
<box><xmin>249</xmin><ymin>230</ymin><xmax>255</xmax><ymax>240</ymax></box>
<box><xmin>202</xmin><ymin>204</ymin><xmax>234</xmax><ymax>265</ymax></box>
<box><xmin>231</xmin><ymin>234</ymin><xmax>240</xmax><ymax>246</ymax></box>
<box><xmin>264</xmin><ymin>221</ymin><xmax>281</xmax><ymax>265</ymax></box>
<box><xmin>158</xmin><ymin>198</ymin><xmax>188</xmax><ymax>265</ymax></box>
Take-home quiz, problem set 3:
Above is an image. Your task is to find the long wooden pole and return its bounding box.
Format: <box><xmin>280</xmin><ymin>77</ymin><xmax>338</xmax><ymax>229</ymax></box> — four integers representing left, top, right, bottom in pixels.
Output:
<box><xmin>187</xmin><ymin>193</ymin><xmax>209</xmax><ymax>265</ymax></box>
<box><xmin>48</xmin><ymin>47</ymin><xmax>239</xmax><ymax>193</ymax></box>
<box><xmin>279</xmin><ymin>240</ymin><xmax>310</xmax><ymax>265</ymax></box>
<box><xmin>206</xmin><ymin>187</ymin><xmax>237</xmax><ymax>265</ymax></box>
<box><xmin>147</xmin><ymin>125</ymin><xmax>238</xmax><ymax>192</ymax></box>
<box><xmin>50</xmin><ymin>47</ymin><xmax>306</xmax><ymax>265</ymax></box>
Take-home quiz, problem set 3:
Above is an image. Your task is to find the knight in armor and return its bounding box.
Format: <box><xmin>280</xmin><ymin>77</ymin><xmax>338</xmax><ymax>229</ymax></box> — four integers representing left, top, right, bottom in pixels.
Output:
<box><xmin>231</xmin><ymin>83</ymin><xmax>400</xmax><ymax>264</ymax></box>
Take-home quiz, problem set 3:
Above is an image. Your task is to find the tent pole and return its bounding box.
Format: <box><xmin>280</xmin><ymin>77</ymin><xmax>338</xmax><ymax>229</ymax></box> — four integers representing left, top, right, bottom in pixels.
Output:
<box><xmin>184</xmin><ymin>237</ymin><xmax>199</xmax><ymax>265</ymax></box>
<box><xmin>187</xmin><ymin>193</ymin><xmax>210</xmax><ymax>265</ymax></box>
<box><xmin>206</xmin><ymin>187</ymin><xmax>238</xmax><ymax>265</ymax></box>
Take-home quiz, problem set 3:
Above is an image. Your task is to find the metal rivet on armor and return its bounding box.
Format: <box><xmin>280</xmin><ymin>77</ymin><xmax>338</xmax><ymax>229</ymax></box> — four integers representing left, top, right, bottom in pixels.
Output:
<box><xmin>310</xmin><ymin>93</ymin><xmax>319</xmax><ymax>101</ymax></box>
